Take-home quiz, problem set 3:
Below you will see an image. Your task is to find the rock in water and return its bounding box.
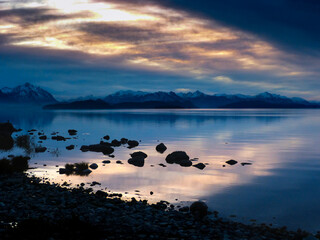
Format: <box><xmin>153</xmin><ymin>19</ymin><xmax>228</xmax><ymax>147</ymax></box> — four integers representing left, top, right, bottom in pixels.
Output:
<box><xmin>80</xmin><ymin>144</ymin><xmax>114</xmax><ymax>155</ymax></box>
<box><xmin>68</xmin><ymin>129</ymin><xmax>77</xmax><ymax>136</ymax></box>
<box><xmin>190</xmin><ymin>201</ymin><xmax>208</xmax><ymax>220</ymax></box>
<box><xmin>127</xmin><ymin>140</ymin><xmax>139</xmax><ymax>148</ymax></box>
<box><xmin>128</xmin><ymin>157</ymin><xmax>145</xmax><ymax>167</ymax></box>
<box><xmin>226</xmin><ymin>159</ymin><xmax>238</xmax><ymax>165</ymax></box>
<box><xmin>193</xmin><ymin>163</ymin><xmax>206</xmax><ymax>170</ymax></box>
<box><xmin>39</xmin><ymin>135</ymin><xmax>47</xmax><ymax>140</ymax></box>
<box><xmin>241</xmin><ymin>162</ymin><xmax>252</xmax><ymax>166</ymax></box>
<box><xmin>111</xmin><ymin>139</ymin><xmax>121</xmax><ymax>147</ymax></box>
<box><xmin>180</xmin><ymin>159</ymin><xmax>193</xmax><ymax>167</ymax></box>
<box><xmin>66</xmin><ymin>145</ymin><xmax>75</xmax><ymax>150</ymax></box>
<box><xmin>156</xmin><ymin>143</ymin><xmax>167</xmax><ymax>153</ymax></box>
<box><xmin>35</xmin><ymin>147</ymin><xmax>47</xmax><ymax>153</ymax></box>
<box><xmin>130</xmin><ymin>151</ymin><xmax>148</xmax><ymax>159</ymax></box>
<box><xmin>89</xmin><ymin>163</ymin><xmax>98</xmax><ymax>170</ymax></box>
<box><xmin>82</xmin><ymin>169</ymin><xmax>92</xmax><ymax>175</ymax></box>
<box><xmin>165</xmin><ymin>151</ymin><xmax>190</xmax><ymax>165</ymax></box>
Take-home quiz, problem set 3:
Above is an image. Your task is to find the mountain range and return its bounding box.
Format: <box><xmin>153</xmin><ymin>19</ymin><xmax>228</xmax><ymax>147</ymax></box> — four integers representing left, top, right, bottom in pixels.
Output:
<box><xmin>1</xmin><ymin>83</ymin><xmax>319</xmax><ymax>109</ymax></box>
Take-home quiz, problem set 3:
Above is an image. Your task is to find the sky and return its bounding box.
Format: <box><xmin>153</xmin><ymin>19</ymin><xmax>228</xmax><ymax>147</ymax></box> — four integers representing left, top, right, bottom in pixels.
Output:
<box><xmin>0</xmin><ymin>0</ymin><xmax>319</xmax><ymax>100</ymax></box>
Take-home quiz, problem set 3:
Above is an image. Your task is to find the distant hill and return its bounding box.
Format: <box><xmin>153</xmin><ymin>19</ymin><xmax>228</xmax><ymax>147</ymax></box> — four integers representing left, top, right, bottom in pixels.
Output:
<box><xmin>1</xmin><ymin>83</ymin><xmax>319</xmax><ymax>109</ymax></box>
<box><xmin>43</xmin><ymin>99</ymin><xmax>112</xmax><ymax>110</ymax></box>
<box><xmin>44</xmin><ymin>99</ymin><xmax>194</xmax><ymax>110</ymax></box>
<box><xmin>0</xmin><ymin>83</ymin><xmax>57</xmax><ymax>105</ymax></box>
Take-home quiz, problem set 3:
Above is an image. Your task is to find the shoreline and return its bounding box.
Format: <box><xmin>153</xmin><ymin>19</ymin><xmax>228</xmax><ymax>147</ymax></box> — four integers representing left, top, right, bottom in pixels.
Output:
<box><xmin>0</xmin><ymin>173</ymin><xmax>317</xmax><ymax>240</ymax></box>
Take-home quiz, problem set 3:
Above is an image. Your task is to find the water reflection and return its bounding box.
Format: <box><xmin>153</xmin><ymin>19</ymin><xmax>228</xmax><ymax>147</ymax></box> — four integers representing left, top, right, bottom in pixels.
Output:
<box><xmin>1</xmin><ymin>108</ymin><xmax>320</xmax><ymax>232</ymax></box>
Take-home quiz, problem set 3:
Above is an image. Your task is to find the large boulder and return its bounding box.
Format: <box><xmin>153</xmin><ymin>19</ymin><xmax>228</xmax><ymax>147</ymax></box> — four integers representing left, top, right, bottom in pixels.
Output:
<box><xmin>0</xmin><ymin>135</ymin><xmax>14</xmax><ymax>151</ymax></box>
<box><xmin>0</xmin><ymin>122</ymin><xmax>17</xmax><ymax>136</ymax></box>
<box><xmin>190</xmin><ymin>201</ymin><xmax>208</xmax><ymax>220</ymax></box>
<box><xmin>0</xmin><ymin>122</ymin><xmax>17</xmax><ymax>151</ymax></box>
<box><xmin>156</xmin><ymin>143</ymin><xmax>167</xmax><ymax>153</ymax></box>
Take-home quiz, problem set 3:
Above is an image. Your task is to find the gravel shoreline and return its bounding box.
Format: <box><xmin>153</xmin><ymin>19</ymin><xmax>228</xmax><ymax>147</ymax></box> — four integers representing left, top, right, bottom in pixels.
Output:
<box><xmin>0</xmin><ymin>173</ymin><xmax>318</xmax><ymax>240</ymax></box>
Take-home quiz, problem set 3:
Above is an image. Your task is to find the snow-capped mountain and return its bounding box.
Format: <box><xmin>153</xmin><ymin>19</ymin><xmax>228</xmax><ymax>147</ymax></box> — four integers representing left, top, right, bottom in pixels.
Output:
<box><xmin>0</xmin><ymin>83</ymin><xmax>57</xmax><ymax>105</ymax></box>
<box><xmin>100</xmin><ymin>90</ymin><xmax>318</xmax><ymax>108</ymax></box>
<box><xmin>177</xmin><ymin>90</ymin><xmax>206</xmax><ymax>98</ymax></box>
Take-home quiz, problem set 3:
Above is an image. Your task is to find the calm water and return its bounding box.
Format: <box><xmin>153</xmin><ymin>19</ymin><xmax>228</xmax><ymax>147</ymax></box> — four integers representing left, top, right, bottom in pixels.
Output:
<box><xmin>1</xmin><ymin>108</ymin><xmax>320</xmax><ymax>232</ymax></box>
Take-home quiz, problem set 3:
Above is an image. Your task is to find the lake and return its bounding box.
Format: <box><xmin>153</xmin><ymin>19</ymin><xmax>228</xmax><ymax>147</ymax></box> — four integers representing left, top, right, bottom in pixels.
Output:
<box><xmin>1</xmin><ymin>108</ymin><xmax>320</xmax><ymax>232</ymax></box>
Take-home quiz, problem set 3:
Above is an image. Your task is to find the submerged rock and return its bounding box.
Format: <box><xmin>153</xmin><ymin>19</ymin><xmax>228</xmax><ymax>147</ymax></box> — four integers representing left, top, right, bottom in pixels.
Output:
<box><xmin>120</xmin><ymin>138</ymin><xmax>128</xmax><ymax>144</ymax></box>
<box><xmin>241</xmin><ymin>162</ymin><xmax>252</xmax><ymax>166</ymax></box>
<box><xmin>193</xmin><ymin>163</ymin><xmax>206</xmax><ymax>170</ymax></box>
<box><xmin>226</xmin><ymin>159</ymin><xmax>238</xmax><ymax>165</ymax></box>
<box><xmin>156</xmin><ymin>143</ymin><xmax>167</xmax><ymax>153</ymax></box>
<box><xmin>103</xmin><ymin>135</ymin><xmax>110</xmax><ymax>140</ymax></box>
<box><xmin>82</xmin><ymin>169</ymin><xmax>92</xmax><ymax>175</ymax></box>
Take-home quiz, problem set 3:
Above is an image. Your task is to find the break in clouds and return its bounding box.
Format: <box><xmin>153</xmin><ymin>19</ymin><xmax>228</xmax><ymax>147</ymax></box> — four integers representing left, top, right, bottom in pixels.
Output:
<box><xmin>0</xmin><ymin>0</ymin><xmax>320</xmax><ymax>99</ymax></box>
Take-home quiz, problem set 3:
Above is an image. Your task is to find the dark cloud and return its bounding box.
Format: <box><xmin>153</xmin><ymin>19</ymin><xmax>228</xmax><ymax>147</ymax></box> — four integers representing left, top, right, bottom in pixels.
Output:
<box><xmin>158</xmin><ymin>0</ymin><xmax>320</xmax><ymax>55</ymax></box>
<box><xmin>78</xmin><ymin>22</ymin><xmax>163</xmax><ymax>43</ymax></box>
<box><xmin>97</xmin><ymin>0</ymin><xmax>320</xmax><ymax>55</ymax></box>
<box><xmin>0</xmin><ymin>7</ymin><xmax>90</xmax><ymax>25</ymax></box>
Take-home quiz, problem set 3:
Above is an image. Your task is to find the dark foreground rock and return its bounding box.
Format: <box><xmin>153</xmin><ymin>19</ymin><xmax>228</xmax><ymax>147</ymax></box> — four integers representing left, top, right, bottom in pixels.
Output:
<box><xmin>0</xmin><ymin>173</ymin><xmax>316</xmax><ymax>240</ymax></box>
<box><xmin>0</xmin><ymin>122</ymin><xmax>17</xmax><ymax>151</ymax></box>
